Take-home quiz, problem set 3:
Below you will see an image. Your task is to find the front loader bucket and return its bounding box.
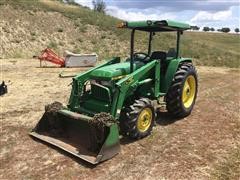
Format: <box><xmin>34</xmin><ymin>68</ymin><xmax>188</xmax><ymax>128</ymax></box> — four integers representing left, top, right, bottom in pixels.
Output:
<box><xmin>30</xmin><ymin>108</ymin><xmax>120</xmax><ymax>164</ymax></box>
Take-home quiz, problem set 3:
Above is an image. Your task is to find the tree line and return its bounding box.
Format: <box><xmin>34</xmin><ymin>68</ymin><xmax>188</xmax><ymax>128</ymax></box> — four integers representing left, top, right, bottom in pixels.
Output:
<box><xmin>191</xmin><ymin>26</ymin><xmax>239</xmax><ymax>33</ymax></box>
<box><xmin>63</xmin><ymin>0</ymin><xmax>106</xmax><ymax>13</ymax></box>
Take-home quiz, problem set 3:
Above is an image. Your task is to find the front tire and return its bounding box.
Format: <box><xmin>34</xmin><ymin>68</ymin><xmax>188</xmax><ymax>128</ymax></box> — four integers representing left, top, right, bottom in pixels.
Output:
<box><xmin>166</xmin><ymin>63</ymin><xmax>198</xmax><ymax>118</ymax></box>
<box><xmin>120</xmin><ymin>98</ymin><xmax>155</xmax><ymax>139</ymax></box>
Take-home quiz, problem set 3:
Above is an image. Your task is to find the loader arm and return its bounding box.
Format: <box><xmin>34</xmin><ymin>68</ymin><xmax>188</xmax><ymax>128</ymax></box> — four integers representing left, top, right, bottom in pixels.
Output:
<box><xmin>111</xmin><ymin>60</ymin><xmax>160</xmax><ymax>119</ymax></box>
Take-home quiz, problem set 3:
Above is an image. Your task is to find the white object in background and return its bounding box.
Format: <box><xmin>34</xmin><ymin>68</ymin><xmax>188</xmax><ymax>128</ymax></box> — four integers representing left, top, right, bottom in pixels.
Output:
<box><xmin>64</xmin><ymin>51</ymin><xmax>97</xmax><ymax>67</ymax></box>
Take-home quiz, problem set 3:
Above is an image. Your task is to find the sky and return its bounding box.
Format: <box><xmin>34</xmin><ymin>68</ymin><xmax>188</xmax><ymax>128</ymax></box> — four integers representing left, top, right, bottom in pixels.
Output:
<box><xmin>75</xmin><ymin>0</ymin><xmax>240</xmax><ymax>30</ymax></box>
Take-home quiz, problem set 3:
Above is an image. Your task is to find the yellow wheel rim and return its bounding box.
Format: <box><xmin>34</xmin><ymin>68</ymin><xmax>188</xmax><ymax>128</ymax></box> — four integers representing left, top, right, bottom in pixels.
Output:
<box><xmin>137</xmin><ymin>108</ymin><xmax>152</xmax><ymax>133</ymax></box>
<box><xmin>182</xmin><ymin>75</ymin><xmax>196</xmax><ymax>108</ymax></box>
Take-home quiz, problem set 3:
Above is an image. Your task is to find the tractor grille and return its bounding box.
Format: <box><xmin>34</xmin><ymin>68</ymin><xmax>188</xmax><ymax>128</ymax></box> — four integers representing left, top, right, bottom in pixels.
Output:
<box><xmin>91</xmin><ymin>83</ymin><xmax>111</xmax><ymax>102</ymax></box>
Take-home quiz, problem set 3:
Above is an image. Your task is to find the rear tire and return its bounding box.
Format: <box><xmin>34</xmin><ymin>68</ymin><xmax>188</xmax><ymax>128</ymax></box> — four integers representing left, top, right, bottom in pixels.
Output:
<box><xmin>166</xmin><ymin>63</ymin><xmax>198</xmax><ymax>118</ymax></box>
<box><xmin>120</xmin><ymin>98</ymin><xmax>155</xmax><ymax>139</ymax></box>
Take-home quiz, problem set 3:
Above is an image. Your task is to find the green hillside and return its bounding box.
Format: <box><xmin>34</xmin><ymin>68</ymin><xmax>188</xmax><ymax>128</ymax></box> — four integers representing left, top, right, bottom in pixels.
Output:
<box><xmin>1</xmin><ymin>0</ymin><xmax>239</xmax><ymax>67</ymax></box>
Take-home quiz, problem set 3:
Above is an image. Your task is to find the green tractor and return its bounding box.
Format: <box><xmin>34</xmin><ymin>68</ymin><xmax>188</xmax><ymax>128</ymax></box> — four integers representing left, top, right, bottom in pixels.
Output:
<box><xmin>30</xmin><ymin>20</ymin><xmax>198</xmax><ymax>164</ymax></box>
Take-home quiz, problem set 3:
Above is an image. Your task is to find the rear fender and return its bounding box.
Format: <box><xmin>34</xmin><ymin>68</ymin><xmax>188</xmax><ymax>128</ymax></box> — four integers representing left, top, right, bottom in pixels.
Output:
<box><xmin>161</xmin><ymin>58</ymin><xmax>192</xmax><ymax>93</ymax></box>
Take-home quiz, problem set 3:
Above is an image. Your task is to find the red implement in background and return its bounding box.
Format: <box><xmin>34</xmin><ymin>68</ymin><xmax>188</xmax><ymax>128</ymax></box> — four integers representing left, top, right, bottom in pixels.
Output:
<box><xmin>38</xmin><ymin>48</ymin><xmax>65</xmax><ymax>67</ymax></box>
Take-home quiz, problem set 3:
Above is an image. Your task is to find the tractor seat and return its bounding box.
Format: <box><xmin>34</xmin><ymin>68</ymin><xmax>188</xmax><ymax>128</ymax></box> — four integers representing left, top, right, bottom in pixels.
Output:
<box><xmin>167</xmin><ymin>48</ymin><xmax>177</xmax><ymax>58</ymax></box>
<box><xmin>150</xmin><ymin>51</ymin><xmax>167</xmax><ymax>61</ymax></box>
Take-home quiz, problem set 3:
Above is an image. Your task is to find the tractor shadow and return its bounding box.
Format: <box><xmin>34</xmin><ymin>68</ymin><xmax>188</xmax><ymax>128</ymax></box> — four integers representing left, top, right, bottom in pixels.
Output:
<box><xmin>120</xmin><ymin>136</ymin><xmax>135</xmax><ymax>145</ymax></box>
<box><xmin>155</xmin><ymin>111</ymin><xmax>182</xmax><ymax>126</ymax></box>
<box><xmin>120</xmin><ymin>111</ymin><xmax>182</xmax><ymax>145</ymax></box>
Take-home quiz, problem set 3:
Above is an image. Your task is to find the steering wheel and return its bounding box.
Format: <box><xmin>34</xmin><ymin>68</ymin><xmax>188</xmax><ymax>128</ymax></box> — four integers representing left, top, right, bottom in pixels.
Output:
<box><xmin>133</xmin><ymin>52</ymin><xmax>150</xmax><ymax>61</ymax></box>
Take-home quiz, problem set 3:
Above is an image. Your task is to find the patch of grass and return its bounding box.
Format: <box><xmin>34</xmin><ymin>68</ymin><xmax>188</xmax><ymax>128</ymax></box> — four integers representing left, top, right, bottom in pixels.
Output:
<box><xmin>211</xmin><ymin>147</ymin><xmax>240</xmax><ymax>180</ymax></box>
<box><xmin>13</xmin><ymin>39</ymin><xmax>21</xmax><ymax>44</ymax></box>
<box><xmin>10</xmin><ymin>50</ymin><xmax>24</xmax><ymax>58</ymax></box>
<box><xmin>91</xmin><ymin>39</ymin><xmax>97</xmax><ymax>45</ymax></box>
<box><xmin>2</xmin><ymin>27</ymin><xmax>10</xmax><ymax>33</ymax></box>
<box><xmin>48</xmin><ymin>41</ymin><xmax>58</xmax><ymax>49</ymax></box>
<box><xmin>77</xmin><ymin>37</ymin><xmax>83</xmax><ymax>43</ymax></box>
<box><xmin>59</xmin><ymin>42</ymin><xmax>64</xmax><ymax>46</ymax></box>
<box><xmin>70</xmin><ymin>41</ymin><xmax>75</xmax><ymax>45</ymax></box>
<box><xmin>101</xmin><ymin>35</ymin><xmax>106</xmax><ymax>39</ymax></box>
<box><xmin>74</xmin><ymin>21</ymin><xmax>81</xmax><ymax>27</ymax></box>
<box><xmin>57</xmin><ymin>28</ymin><xmax>63</xmax><ymax>32</ymax></box>
<box><xmin>30</xmin><ymin>31</ymin><xmax>36</xmax><ymax>36</ymax></box>
<box><xmin>78</xmin><ymin>25</ymin><xmax>87</xmax><ymax>33</ymax></box>
<box><xmin>229</xmin><ymin>69</ymin><xmax>240</xmax><ymax>73</ymax></box>
<box><xmin>28</xmin><ymin>10</ymin><xmax>34</xmax><ymax>16</ymax></box>
<box><xmin>73</xmin><ymin>48</ymin><xmax>81</xmax><ymax>54</ymax></box>
<box><xmin>30</xmin><ymin>37</ymin><xmax>36</xmax><ymax>41</ymax></box>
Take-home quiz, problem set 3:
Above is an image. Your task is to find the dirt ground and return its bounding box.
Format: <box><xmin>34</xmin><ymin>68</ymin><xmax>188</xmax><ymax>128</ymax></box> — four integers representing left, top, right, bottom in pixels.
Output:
<box><xmin>1</xmin><ymin>59</ymin><xmax>240</xmax><ymax>180</ymax></box>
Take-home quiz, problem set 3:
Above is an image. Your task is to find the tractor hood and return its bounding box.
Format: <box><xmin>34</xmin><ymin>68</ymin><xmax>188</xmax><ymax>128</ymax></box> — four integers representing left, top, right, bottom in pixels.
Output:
<box><xmin>90</xmin><ymin>61</ymin><xmax>144</xmax><ymax>79</ymax></box>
